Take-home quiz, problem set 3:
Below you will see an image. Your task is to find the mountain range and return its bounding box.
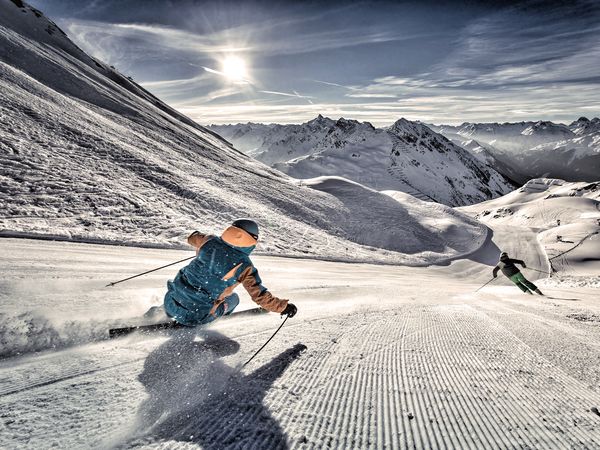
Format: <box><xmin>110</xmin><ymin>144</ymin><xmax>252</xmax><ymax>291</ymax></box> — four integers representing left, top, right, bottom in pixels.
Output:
<box><xmin>429</xmin><ymin>118</ymin><xmax>600</xmax><ymax>183</ymax></box>
<box><xmin>210</xmin><ymin>116</ymin><xmax>515</xmax><ymax>206</ymax></box>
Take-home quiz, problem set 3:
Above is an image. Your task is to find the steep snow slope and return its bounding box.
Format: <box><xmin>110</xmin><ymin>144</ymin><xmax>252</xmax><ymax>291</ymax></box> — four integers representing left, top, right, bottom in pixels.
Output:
<box><xmin>431</xmin><ymin>119</ymin><xmax>600</xmax><ymax>182</ymax></box>
<box><xmin>211</xmin><ymin>117</ymin><xmax>514</xmax><ymax>206</ymax></box>
<box><xmin>0</xmin><ymin>0</ymin><xmax>484</xmax><ymax>264</ymax></box>
<box><xmin>433</xmin><ymin>130</ymin><xmax>527</xmax><ymax>184</ymax></box>
<box><xmin>461</xmin><ymin>178</ymin><xmax>600</xmax><ymax>277</ymax></box>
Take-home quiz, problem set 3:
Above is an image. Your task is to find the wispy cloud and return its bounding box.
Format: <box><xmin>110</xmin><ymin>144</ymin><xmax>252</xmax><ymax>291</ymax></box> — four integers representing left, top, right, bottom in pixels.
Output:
<box><xmin>259</xmin><ymin>90</ymin><xmax>312</xmax><ymax>98</ymax></box>
<box><xmin>341</xmin><ymin>1</ymin><xmax>600</xmax><ymax>124</ymax></box>
<box><xmin>259</xmin><ymin>90</ymin><xmax>314</xmax><ymax>104</ymax></box>
<box><xmin>48</xmin><ymin>0</ymin><xmax>600</xmax><ymax>126</ymax></box>
<box><xmin>311</xmin><ymin>80</ymin><xmax>359</xmax><ymax>90</ymax></box>
<box><xmin>201</xmin><ymin>66</ymin><xmax>252</xmax><ymax>85</ymax></box>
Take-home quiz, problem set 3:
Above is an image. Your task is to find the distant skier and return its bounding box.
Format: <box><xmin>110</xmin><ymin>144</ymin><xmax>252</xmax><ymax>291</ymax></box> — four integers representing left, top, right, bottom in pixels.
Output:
<box><xmin>493</xmin><ymin>252</ymin><xmax>543</xmax><ymax>295</ymax></box>
<box><xmin>149</xmin><ymin>219</ymin><xmax>297</xmax><ymax>326</ymax></box>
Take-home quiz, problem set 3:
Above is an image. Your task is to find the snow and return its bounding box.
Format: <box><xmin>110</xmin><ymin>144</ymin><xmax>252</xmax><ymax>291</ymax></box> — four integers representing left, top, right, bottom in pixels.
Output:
<box><xmin>2</xmin><ymin>233</ymin><xmax>600</xmax><ymax>448</ymax></box>
<box><xmin>298</xmin><ymin>176</ymin><xmax>487</xmax><ymax>257</ymax></box>
<box><xmin>211</xmin><ymin>117</ymin><xmax>514</xmax><ymax>207</ymax></box>
<box><xmin>570</xmin><ymin>117</ymin><xmax>600</xmax><ymax>136</ymax></box>
<box><xmin>460</xmin><ymin>179</ymin><xmax>600</xmax><ymax>277</ymax></box>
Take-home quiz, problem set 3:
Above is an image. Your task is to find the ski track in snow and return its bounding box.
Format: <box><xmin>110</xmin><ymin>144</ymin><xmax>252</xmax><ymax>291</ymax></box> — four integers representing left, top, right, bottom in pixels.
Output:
<box><xmin>1</xmin><ymin>234</ymin><xmax>600</xmax><ymax>449</ymax></box>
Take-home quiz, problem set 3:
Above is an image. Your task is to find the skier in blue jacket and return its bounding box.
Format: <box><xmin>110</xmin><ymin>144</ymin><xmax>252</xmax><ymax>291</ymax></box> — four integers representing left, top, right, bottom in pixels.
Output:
<box><xmin>158</xmin><ymin>219</ymin><xmax>297</xmax><ymax>326</ymax></box>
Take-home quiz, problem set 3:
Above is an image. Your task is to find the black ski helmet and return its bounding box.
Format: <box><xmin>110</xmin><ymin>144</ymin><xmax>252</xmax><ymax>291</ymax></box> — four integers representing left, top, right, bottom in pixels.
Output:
<box><xmin>232</xmin><ymin>218</ymin><xmax>259</xmax><ymax>240</ymax></box>
<box><xmin>500</xmin><ymin>251</ymin><xmax>508</xmax><ymax>260</ymax></box>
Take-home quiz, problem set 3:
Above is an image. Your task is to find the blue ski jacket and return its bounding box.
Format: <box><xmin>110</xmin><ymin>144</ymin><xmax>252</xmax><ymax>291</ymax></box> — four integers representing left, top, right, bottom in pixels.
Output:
<box><xmin>164</xmin><ymin>227</ymin><xmax>288</xmax><ymax>325</ymax></box>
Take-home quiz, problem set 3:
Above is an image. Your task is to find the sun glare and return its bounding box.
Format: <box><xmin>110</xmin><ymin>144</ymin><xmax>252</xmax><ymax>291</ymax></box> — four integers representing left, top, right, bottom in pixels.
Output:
<box><xmin>222</xmin><ymin>56</ymin><xmax>248</xmax><ymax>81</ymax></box>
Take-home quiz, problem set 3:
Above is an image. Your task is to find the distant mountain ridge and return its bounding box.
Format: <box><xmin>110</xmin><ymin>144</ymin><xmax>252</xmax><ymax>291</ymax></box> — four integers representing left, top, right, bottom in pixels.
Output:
<box><xmin>429</xmin><ymin>118</ymin><xmax>600</xmax><ymax>182</ymax></box>
<box><xmin>430</xmin><ymin>120</ymin><xmax>575</xmax><ymax>152</ymax></box>
<box><xmin>210</xmin><ymin>116</ymin><xmax>515</xmax><ymax>207</ymax></box>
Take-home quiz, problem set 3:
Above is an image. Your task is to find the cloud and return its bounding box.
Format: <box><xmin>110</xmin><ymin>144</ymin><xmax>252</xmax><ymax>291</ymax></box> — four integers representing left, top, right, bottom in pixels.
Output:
<box><xmin>311</xmin><ymin>80</ymin><xmax>359</xmax><ymax>91</ymax></box>
<box><xmin>259</xmin><ymin>90</ymin><xmax>314</xmax><ymax>105</ymax></box>
<box><xmin>52</xmin><ymin>0</ymin><xmax>600</xmax><ymax>126</ymax></box>
<box><xmin>341</xmin><ymin>1</ymin><xmax>600</xmax><ymax>124</ymax></box>
<box><xmin>62</xmin><ymin>15</ymin><xmax>446</xmax><ymax>68</ymax></box>
<box><xmin>427</xmin><ymin>1</ymin><xmax>600</xmax><ymax>88</ymax></box>
<box><xmin>201</xmin><ymin>66</ymin><xmax>252</xmax><ymax>85</ymax></box>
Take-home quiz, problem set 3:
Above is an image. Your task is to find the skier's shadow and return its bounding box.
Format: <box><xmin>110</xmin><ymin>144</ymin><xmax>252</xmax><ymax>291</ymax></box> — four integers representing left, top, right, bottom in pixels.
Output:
<box><xmin>133</xmin><ymin>329</ymin><xmax>306</xmax><ymax>449</ymax></box>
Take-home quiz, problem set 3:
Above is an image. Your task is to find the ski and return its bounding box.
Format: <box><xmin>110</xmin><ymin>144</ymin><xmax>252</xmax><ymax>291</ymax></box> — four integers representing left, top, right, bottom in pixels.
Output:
<box><xmin>108</xmin><ymin>307</ymin><xmax>268</xmax><ymax>338</ymax></box>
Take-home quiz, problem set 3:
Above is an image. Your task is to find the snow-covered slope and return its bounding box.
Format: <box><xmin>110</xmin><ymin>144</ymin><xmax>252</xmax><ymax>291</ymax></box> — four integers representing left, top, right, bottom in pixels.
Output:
<box><xmin>432</xmin><ymin>131</ymin><xmax>527</xmax><ymax>184</ymax></box>
<box><xmin>300</xmin><ymin>177</ymin><xmax>486</xmax><ymax>257</ymax></box>
<box><xmin>460</xmin><ymin>178</ymin><xmax>600</xmax><ymax>277</ymax></box>
<box><xmin>520</xmin><ymin>131</ymin><xmax>600</xmax><ymax>181</ymax></box>
<box><xmin>211</xmin><ymin>117</ymin><xmax>514</xmax><ymax>206</ymax></box>
<box><xmin>431</xmin><ymin>119</ymin><xmax>600</xmax><ymax>182</ymax></box>
<box><xmin>0</xmin><ymin>0</ymin><xmax>485</xmax><ymax>265</ymax></box>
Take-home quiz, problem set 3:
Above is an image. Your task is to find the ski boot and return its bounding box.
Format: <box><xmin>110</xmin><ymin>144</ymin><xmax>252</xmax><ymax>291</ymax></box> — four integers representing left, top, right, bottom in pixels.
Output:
<box><xmin>533</xmin><ymin>288</ymin><xmax>544</xmax><ymax>296</ymax></box>
<box><xmin>144</xmin><ymin>305</ymin><xmax>167</xmax><ymax>320</ymax></box>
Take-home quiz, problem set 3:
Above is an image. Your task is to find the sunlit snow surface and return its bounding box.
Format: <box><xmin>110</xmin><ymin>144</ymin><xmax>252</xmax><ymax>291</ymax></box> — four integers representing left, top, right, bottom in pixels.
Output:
<box><xmin>1</xmin><ymin>230</ymin><xmax>600</xmax><ymax>449</ymax></box>
<box><xmin>461</xmin><ymin>178</ymin><xmax>600</xmax><ymax>282</ymax></box>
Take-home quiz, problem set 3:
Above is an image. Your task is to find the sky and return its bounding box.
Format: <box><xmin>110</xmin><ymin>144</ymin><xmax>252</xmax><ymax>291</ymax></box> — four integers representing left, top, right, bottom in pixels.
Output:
<box><xmin>29</xmin><ymin>0</ymin><xmax>600</xmax><ymax>126</ymax></box>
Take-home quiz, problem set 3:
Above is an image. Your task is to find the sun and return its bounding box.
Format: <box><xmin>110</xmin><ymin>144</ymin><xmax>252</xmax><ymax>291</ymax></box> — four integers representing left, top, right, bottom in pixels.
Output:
<box><xmin>221</xmin><ymin>55</ymin><xmax>248</xmax><ymax>82</ymax></box>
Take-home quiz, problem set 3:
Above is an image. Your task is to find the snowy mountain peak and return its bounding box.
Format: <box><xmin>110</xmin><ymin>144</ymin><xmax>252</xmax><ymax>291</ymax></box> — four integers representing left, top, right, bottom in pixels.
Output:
<box><xmin>334</xmin><ymin>117</ymin><xmax>372</xmax><ymax>132</ymax></box>
<box><xmin>212</xmin><ymin>116</ymin><xmax>514</xmax><ymax>206</ymax></box>
<box><xmin>430</xmin><ymin>118</ymin><xmax>600</xmax><ymax>182</ymax></box>
<box><xmin>521</xmin><ymin>121</ymin><xmax>573</xmax><ymax>138</ymax></box>
<box><xmin>307</xmin><ymin>114</ymin><xmax>336</xmax><ymax>128</ymax></box>
<box><xmin>388</xmin><ymin>117</ymin><xmax>427</xmax><ymax>136</ymax></box>
<box><xmin>569</xmin><ymin>117</ymin><xmax>600</xmax><ymax>135</ymax></box>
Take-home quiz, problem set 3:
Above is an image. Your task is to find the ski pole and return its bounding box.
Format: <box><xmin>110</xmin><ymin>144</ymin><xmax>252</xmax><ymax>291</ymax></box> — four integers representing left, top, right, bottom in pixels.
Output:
<box><xmin>525</xmin><ymin>267</ymin><xmax>552</xmax><ymax>275</ymax></box>
<box><xmin>243</xmin><ymin>315</ymin><xmax>289</xmax><ymax>367</ymax></box>
<box><xmin>475</xmin><ymin>277</ymin><xmax>498</xmax><ymax>293</ymax></box>
<box><xmin>105</xmin><ymin>255</ymin><xmax>195</xmax><ymax>287</ymax></box>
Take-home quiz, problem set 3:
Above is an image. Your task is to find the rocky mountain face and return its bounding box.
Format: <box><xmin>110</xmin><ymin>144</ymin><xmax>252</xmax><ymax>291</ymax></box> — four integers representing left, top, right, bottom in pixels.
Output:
<box><xmin>211</xmin><ymin>117</ymin><xmax>515</xmax><ymax>207</ymax></box>
<box><xmin>568</xmin><ymin>117</ymin><xmax>600</xmax><ymax>136</ymax></box>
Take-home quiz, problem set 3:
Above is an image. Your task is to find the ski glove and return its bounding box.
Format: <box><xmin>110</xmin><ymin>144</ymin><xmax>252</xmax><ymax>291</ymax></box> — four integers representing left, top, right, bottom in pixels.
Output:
<box><xmin>282</xmin><ymin>303</ymin><xmax>297</xmax><ymax>318</ymax></box>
